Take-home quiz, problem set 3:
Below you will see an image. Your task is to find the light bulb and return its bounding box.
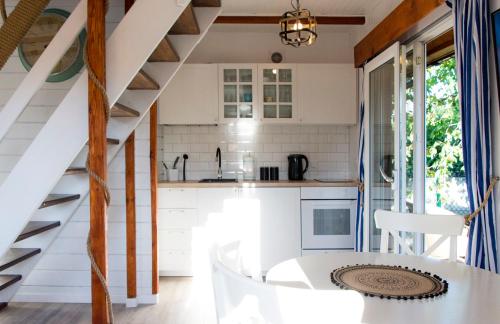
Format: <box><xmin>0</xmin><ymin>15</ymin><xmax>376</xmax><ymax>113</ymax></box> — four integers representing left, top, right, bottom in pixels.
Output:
<box><xmin>292</xmin><ymin>21</ymin><xmax>303</xmax><ymax>31</ymax></box>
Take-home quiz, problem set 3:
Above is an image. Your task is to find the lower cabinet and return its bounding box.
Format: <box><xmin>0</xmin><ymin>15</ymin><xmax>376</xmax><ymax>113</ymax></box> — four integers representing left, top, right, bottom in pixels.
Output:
<box><xmin>158</xmin><ymin>188</ymin><xmax>198</xmax><ymax>276</ymax></box>
<box><xmin>157</xmin><ymin>187</ymin><xmax>301</xmax><ymax>276</ymax></box>
<box><xmin>239</xmin><ymin>188</ymin><xmax>301</xmax><ymax>272</ymax></box>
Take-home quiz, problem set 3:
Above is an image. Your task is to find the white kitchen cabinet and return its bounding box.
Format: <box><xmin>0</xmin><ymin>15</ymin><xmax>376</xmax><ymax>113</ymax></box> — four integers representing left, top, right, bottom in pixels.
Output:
<box><xmin>159</xmin><ymin>64</ymin><xmax>219</xmax><ymax>125</ymax></box>
<box><xmin>258</xmin><ymin>64</ymin><xmax>298</xmax><ymax>123</ymax></box>
<box><xmin>238</xmin><ymin>187</ymin><xmax>301</xmax><ymax>272</ymax></box>
<box><xmin>158</xmin><ymin>188</ymin><xmax>198</xmax><ymax>276</ymax></box>
<box><xmin>297</xmin><ymin>64</ymin><xmax>357</xmax><ymax>124</ymax></box>
<box><xmin>158</xmin><ymin>188</ymin><xmax>197</xmax><ymax>209</ymax></box>
<box><xmin>158</xmin><ymin>186</ymin><xmax>302</xmax><ymax>276</ymax></box>
<box><xmin>197</xmin><ymin>188</ymin><xmax>238</xmax><ymax>227</ymax></box>
<box><xmin>218</xmin><ymin>64</ymin><xmax>258</xmax><ymax>122</ymax></box>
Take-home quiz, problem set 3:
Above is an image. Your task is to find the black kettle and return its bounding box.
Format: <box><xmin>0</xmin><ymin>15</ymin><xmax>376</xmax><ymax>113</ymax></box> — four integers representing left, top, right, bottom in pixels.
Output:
<box><xmin>288</xmin><ymin>154</ymin><xmax>309</xmax><ymax>180</ymax></box>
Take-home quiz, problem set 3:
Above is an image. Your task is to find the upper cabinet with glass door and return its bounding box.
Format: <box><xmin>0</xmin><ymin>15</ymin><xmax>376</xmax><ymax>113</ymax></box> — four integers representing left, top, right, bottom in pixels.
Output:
<box><xmin>258</xmin><ymin>64</ymin><xmax>297</xmax><ymax>123</ymax></box>
<box><xmin>219</xmin><ymin>64</ymin><xmax>258</xmax><ymax>123</ymax></box>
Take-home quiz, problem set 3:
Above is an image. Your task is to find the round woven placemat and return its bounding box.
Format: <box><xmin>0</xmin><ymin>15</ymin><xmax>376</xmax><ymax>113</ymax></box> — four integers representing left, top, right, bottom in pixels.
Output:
<box><xmin>330</xmin><ymin>264</ymin><xmax>448</xmax><ymax>300</ymax></box>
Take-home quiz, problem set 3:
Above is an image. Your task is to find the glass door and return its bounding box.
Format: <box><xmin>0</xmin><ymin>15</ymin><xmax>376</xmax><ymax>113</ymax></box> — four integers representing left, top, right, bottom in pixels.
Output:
<box><xmin>219</xmin><ymin>65</ymin><xmax>258</xmax><ymax>122</ymax></box>
<box><xmin>258</xmin><ymin>64</ymin><xmax>297</xmax><ymax>122</ymax></box>
<box><xmin>364</xmin><ymin>43</ymin><xmax>402</xmax><ymax>252</ymax></box>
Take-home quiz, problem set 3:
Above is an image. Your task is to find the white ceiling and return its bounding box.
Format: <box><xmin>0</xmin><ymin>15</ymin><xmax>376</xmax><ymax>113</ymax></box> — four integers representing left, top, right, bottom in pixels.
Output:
<box><xmin>220</xmin><ymin>0</ymin><xmax>390</xmax><ymax>16</ymax></box>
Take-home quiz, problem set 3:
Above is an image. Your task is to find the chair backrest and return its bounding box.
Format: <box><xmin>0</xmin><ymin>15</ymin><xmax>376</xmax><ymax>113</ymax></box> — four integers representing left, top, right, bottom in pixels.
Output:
<box><xmin>206</xmin><ymin>210</ymin><xmax>262</xmax><ymax>280</ymax></box>
<box><xmin>374</xmin><ymin>210</ymin><xmax>465</xmax><ymax>261</ymax></box>
<box><xmin>210</xmin><ymin>248</ymin><xmax>364</xmax><ymax>324</ymax></box>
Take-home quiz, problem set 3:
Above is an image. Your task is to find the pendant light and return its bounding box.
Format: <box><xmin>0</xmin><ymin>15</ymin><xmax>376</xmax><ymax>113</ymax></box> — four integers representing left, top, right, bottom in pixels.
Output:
<box><xmin>279</xmin><ymin>0</ymin><xmax>317</xmax><ymax>47</ymax></box>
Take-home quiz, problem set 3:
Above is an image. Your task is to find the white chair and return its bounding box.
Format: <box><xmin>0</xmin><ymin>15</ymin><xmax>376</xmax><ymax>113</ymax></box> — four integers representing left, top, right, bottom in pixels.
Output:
<box><xmin>374</xmin><ymin>210</ymin><xmax>465</xmax><ymax>261</ymax></box>
<box><xmin>210</xmin><ymin>246</ymin><xmax>364</xmax><ymax>324</ymax></box>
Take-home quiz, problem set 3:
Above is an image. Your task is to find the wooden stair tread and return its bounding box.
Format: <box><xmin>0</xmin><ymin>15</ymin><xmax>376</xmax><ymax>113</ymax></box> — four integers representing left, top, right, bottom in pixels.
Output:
<box><xmin>0</xmin><ymin>248</ymin><xmax>41</xmax><ymax>272</ymax></box>
<box><xmin>40</xmin><ymin>194</ymin><xmax>80</xmax><ymax>209</ymax></box>
<box><xmin>15</xmin><ymin>221</ymin><xmax>61</xmax><ymax>242</ymax></box>
<box><xmin>148</xmin><ymin>37</ymin><xmax>180</xmax><ymax>63</ymax></box>
<box><xmin>85</xmin><ymin>138</ymin><xmax>120</xmax><ymax>146</ymax></box>
<box><xmin>111</xmin><ymin>103</ymin><xmax>140</xmax><ymax>117</ymax></box>
<box><xmin>192</xmin><ymin>0</ymin><xmax>221</xmax><ymax>7</ymax></box>
<box><xmin>0</xmin><ymin>275</ymin><xmax>22</xmax><ymax>291</ymax></box>
<box><xmin>107</xmin><ymin>138</ymin><xmax>120</xmax><ymax>145</ymax></box>
<box><xmin>65</xmin><ymin>167</ymin><xmax>87</xmax><ymax>175</ymax></box>
<box><xmin>168</xmin><ymin>3</ymin><xmax>200</xmax><ymax>35</ymax></box>
<box><xmin>128</xmin><ymin>69</ymin><xmax>160</xmax><ymax>90</ymax></box>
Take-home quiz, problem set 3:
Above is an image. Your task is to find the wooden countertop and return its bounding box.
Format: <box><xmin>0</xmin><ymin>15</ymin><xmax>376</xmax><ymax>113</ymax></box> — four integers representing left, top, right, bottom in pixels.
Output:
<box><xmin>158</xmin><ymin>180</ymin><xmax>358</xmax><ymax>188</ymax></box>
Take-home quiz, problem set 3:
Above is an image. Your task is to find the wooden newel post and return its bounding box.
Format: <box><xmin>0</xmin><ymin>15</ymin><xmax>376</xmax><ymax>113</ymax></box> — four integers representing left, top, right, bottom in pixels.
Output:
<box><xmin>124</xmin><ymin>0</ymin><xmax>137</xmax><ymax>306</ymax></box>
<box><xmin>87</xmin><ymin>0</ymin><xmax>109</xmax><ymax>322</ymax></box>
<box><xmin>125</xmin><ymin>132</ymin><xmax>137</xmax><ymax>302</ymax></box>
<box><xmin>150</xmin><ymin>102</ymin><xmax>159</xmax><ymax>295</ymax></box>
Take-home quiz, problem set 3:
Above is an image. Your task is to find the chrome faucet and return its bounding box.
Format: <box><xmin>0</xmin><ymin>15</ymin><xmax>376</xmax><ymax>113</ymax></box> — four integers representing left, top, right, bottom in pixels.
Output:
<box><xmin>216</xmin><ymin>147</ymin><xmax>222</xmax><ymax>180</ymax></box>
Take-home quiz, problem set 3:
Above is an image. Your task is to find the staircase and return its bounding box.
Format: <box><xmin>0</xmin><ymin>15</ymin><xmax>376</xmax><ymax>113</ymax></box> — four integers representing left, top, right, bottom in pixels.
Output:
<box><xmin>0</xmin><ymin>0</ymin><xmax>221</xmax><ymax>308</ymax></box>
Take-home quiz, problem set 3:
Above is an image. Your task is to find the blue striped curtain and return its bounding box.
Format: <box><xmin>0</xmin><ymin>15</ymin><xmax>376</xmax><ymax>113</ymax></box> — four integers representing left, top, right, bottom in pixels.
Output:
<box><xmin>355</xmin><ymin>69</ymin><xmax>365</xmax><ymax>252</ymax></box>
<box><xmin>450</xmin><ymin>0</ymin><xmax>498</xmax><ymax>272</ymax></box>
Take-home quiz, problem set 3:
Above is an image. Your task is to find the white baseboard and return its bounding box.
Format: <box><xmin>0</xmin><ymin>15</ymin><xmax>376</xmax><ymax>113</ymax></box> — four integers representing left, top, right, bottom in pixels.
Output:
<box><xmin>126</xmin><ymin>298</ymin><xmax>138</xmax><ymax>308</ymax></box>
<box><xmin>159</xmin><ymin>270</ymin><xmax>192</xmax><ymax>276</ymax></box>
<box><xmin>13</xmin><ymin>288</ymin><xmax>158</xmax><ymax>305</ymax></box>
<box><xmin>138</xmin><ymin>294</ymin><xmax>159</xmax><ymax>304</ymax></box>
<box><xmin>12</xmin><ymin>292</ymin><xmax>125</xmax><ymax>304</ymax></box>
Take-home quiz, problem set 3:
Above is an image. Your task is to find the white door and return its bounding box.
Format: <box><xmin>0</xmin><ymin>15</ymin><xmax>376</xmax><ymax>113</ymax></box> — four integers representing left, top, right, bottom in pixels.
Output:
<box><xmin>364</xmin><ymin>43</ymin><xmax>403</xmax><ymax>252</ymax></box>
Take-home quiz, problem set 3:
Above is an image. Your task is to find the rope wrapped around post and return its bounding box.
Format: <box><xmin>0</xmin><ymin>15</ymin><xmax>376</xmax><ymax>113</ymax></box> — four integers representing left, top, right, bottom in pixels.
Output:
<box><xmin>84</xmin><ymin>0</ymin><xmax>113</xmax><ymax>322</ymax></box>
<box><xmin>0</xmin><ymin>0</ymin><xmax>50</xmax><ymax>70</ymax></box>
<box><xmin>84</xmin><ymin>32</ymin><xmax>115</xmax><ymax>324</ymax></box>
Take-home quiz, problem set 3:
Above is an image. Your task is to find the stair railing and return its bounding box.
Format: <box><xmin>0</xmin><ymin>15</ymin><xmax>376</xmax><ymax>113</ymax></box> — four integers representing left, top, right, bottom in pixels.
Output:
<box><xmin>0</xmin><ymin>0</ymin><xmax>86</xmax><ymax>143</ymax></box>
<box><xmin>0</xmin><ymin>0</ymin><xmax>190</xmax><ymax>268</ymax></box>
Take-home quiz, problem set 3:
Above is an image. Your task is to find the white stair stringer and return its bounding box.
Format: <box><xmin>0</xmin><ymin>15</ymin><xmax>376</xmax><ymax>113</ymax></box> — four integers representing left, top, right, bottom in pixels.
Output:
<box><xmin>0</xmin><ymin>0</ymin><xmax>86</xmax><ymax>143</ymax></box>
<box><xmin>0</xmin><ymin>2</ymin><xmax>222</xmax><ymax>304</ymax></box>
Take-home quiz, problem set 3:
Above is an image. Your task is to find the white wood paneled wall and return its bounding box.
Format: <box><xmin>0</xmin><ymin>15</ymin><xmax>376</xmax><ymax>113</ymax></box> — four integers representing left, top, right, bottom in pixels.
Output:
<box><xmin>0</xmin><ymin>0</ymin><xmax>124</xmax><ymax>185</ymax></box>
<box><xmin>1</xmin><ymin>1</ymin><xmax>155</xmax><ymax>304</ymax></box>
<box><xmin>13</xmin><ymin>116</ymin><xmax>153</xmax><ymax>304</ymax></box>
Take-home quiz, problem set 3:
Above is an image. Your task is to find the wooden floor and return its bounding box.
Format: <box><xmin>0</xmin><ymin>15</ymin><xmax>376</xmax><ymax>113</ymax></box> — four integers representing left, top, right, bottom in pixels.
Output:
<box><xmin>0</xmin><ymin>277</ymin><xmax>213</xmax><ymax>324</ymax></box>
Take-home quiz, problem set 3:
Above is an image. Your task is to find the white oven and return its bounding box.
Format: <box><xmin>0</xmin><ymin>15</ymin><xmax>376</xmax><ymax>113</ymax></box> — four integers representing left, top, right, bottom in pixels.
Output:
<box><xmin>301</xmin><ymin>187</ymin><xmax>357</xmax><ymax>251</ymax></box>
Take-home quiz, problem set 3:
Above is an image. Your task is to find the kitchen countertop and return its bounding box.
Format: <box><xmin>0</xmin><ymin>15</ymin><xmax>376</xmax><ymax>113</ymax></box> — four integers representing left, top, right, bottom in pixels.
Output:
<box><xmin>158</xmin><ymin>179</ymin><xmax>359</xmax><ymax>188</ymax></box>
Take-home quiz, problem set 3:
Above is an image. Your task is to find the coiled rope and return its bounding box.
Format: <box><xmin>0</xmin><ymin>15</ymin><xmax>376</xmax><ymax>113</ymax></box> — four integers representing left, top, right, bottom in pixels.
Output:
<box><xmin>0</xmin><ymin>0</ymin><xmax>50</xmax><ymax>70</ymax></box>
<box><xmin>356</xmin><ymin>175</ymin><xmax>498</xmax><ymax>226</ymax></box>
<box><xmin>464</xmin><ymin>176</ymin><xmax>499</xmax><ymax>225</ymax></box>
<box><xmin>1</xmin><ymin>1</ymin><xmax>114</xmax><ymax>321</ymax></box>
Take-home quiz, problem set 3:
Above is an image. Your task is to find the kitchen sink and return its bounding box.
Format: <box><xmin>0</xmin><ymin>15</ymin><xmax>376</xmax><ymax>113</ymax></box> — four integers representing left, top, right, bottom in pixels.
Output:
<box><xmin>198</xmin><ymin>178</ymin><xmax>238</xmax><ymax>183</ymax></box>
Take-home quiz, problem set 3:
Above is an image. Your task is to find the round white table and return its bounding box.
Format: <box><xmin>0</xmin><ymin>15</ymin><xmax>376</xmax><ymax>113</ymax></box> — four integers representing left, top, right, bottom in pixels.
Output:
<box><xmin>266</xmin><ymin>252</ymin><xmax>500</xmax><ymax>324</ymax></box>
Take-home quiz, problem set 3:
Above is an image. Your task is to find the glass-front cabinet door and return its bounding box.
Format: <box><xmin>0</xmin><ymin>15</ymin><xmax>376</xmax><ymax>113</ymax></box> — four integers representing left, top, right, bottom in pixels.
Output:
<box><xmin>219</xmin><ymin>64</ymin><xmax>258</xmax><ymax>122</ymax></box>
<box><xmin>258</xmin><ymin>64</ymin><xmax>297</xmax><ymax>123</ymax></box>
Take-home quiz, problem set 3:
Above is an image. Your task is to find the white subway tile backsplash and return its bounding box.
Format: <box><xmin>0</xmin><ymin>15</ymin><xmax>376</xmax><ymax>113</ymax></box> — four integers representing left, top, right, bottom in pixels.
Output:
<box><xmin>160</xmin><ymin>124</ymin><xmax>355</xmax><ymax>180</ymax></box>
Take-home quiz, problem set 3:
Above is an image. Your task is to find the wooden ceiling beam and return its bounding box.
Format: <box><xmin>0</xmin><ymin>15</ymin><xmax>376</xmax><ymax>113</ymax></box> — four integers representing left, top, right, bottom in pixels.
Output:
<box><xmin>214</xmin><ymin>16</ymin><xmax>365</xmax><ymax>25</ymax></box>
<box><xmin>426</xmin><ymin>29</ymin><xmax>454</xmax><ymax>65</ymax></box>
<box><xmin>354</xmin><ymin>0</ymin><xmax>446</xmax><ymax>68</ymax></box>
